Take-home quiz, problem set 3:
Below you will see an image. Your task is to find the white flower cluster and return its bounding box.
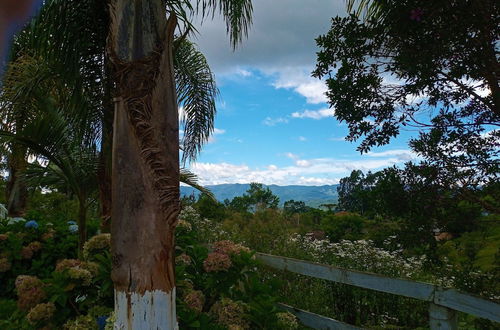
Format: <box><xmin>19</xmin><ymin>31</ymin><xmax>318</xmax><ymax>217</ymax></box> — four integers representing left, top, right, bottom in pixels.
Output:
<box><xmin>179</xmin><ymin>206</ymin><xmax>230</xmax><ymax>243</ymax></box>
<box><xmin>286</xmin><ymin>234</ymin><xmax>426</xmax><ymax>279</ymax></box>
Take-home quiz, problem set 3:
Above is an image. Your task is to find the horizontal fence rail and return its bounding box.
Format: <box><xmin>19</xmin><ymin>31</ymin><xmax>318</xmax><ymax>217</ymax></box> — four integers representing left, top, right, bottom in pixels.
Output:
<box><xmin>255</xmin><ymin>252</ymin><xmax>500</xmax><ymax>329</ymax></box>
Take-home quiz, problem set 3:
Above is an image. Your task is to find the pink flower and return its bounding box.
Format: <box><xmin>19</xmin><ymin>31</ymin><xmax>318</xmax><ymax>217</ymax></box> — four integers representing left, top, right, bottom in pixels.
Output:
<box><xmin>183</xmin><ymin>290</ymin><xmax>205</xmax><ymax>313</ymax></box>
<box><xmin>15</xmin><ymin>275</ymin><xmax>46</xmax><ymax>311</ymax></box>
<box><xmin>175</xmin><ymin>253</ymin><xmax>191</xmax><ymax>266</ymax></box>
<box><xmin>20</xmin><ymin>246</ymin><xmax>33</xmax><ymax>259</ymax></box>
<box><xmin>203</xmin><ymin>252</ymin><xmax>232</xmax><ymax>272</ymax></box>
<box><xmin>212</xmin><ymin>240</ymin><xmax>250</xmax><ymax>255</ymax></box>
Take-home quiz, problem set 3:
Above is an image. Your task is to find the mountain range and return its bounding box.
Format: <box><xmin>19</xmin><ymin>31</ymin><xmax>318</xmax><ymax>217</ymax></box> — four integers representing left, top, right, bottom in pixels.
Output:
<box><xmin>180</xmin><ymin>183</ymin><xmax>339</xmax><ymax>207</ymax></box>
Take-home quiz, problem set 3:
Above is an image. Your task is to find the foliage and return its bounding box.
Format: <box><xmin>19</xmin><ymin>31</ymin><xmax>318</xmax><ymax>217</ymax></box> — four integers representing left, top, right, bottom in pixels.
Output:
<box><xmin>175</xmin><ymin>206</ymin><xmax>291</xmax><ymax>329</ymax></box>
<box><xmin>321</xmin><ymin>212</ymin><xmax>365</xmax><ymax>242</ymax></box>
<box><xmin>0</xmin><ymin>215</ymin><xmax>112</xmax><ymax>329</ymax></box>
<box><xmin>228</xmin><ymin>183</ymin><xmax>279</xmax><ymax>213</ymax></box>
<box><xmin>313</xmin><ymin>0</ymin><xmax>499</xmax><ymax>192</ymax></box>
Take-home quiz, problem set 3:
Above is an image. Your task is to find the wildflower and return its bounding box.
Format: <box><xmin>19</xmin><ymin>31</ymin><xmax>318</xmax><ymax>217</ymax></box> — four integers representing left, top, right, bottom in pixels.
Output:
<box><xmin>177</xmin><ymin>219</ymin><xmax>192</xmax><ymax>231</ymax></box>
<box><xmin>104</xmin><ymin>312</ymin><xmax>116</xmax><ymax>330</ymax></box>
<box><xmin>56</xmin><ymin>259</ymin><xmax>95</xmax><ymax>285</ymax></box>
<box><xmin>25</xmin><ymin>220</ymin><xmax>39</xmax><ymax>229</ymax></box>
<box><xmin>213</xmin><ymin>240</ymin><xmax>250</xmax><ymax>255</ymax></box>
<box><xmin>83</xmin><ymin>261</ymin><xmax>100</xmax><ymax>277</ymax></box>
<box><xmin>183</xmin><ymin>290</ymin><xmax>205</xmax><ymax>313</ymax></box>
<box><xmin>210</xmin><ymin>298</ymin><xmax>249</xmax><ymax>329</ymax></box>
<box><xmin>0</xmin><ymin>233</ymin><xmax>8</xmax><ymax>241</ymax></box>
<box><xmin>276</xmin><ymin>312</ymin><xmax>299</xmax><ymax>329</ymax></box>
<box><xmin>67</xmin><ymin>267</ymin><xmax>92</xmax><ymax>286</ymax></box>
<box><xmin>83</xmin><ymin>233</ymin><xmax>111</xmax><ymax>259</ymax></box>
<box><xmin>0</xmin><ymin>257</ymin><xmax>11</xmax><ymax>272</ymax></box>
<box><xmin>26</xmin><ymin>302</ymin><xmax>55</xmax><ymax>325</ymax></box>
<box><xmin>56</xmin><ymin>259</ymin><xmax>82</xmax><ymax>272</ymax></box>
<box><xmin>7</xmin><ymin>217</ymin><xmax>25</xmax><ymax>225</ymax></box>
<box><xmin>20</xmin><ymin>246</ymin><xmax>34</xmax><ymax>259</ymax></box>
<box><xmin>175</xmin><ymin>253</ymin><xmax>191</xmax><ymax>266</ymax></box>
<box><xmin>203</xmin><ymin>252</ymin><xmax>232</xmax><ymax>272</ymax></box>
<box><xmin>15</xmin><ymin>275</ymin><xmax>46</xmax><ymax>311</ymax></box>
<box><xmin>63</xmin><ymin>314</ymin><xmax>96</xmax><ymax>329</ymax></box>
<box><xmin>28</xmin><ymin>241</ymin><xmax>42</xmax><ymax>253</ymax></box>
<box><xmin>68</xmin><ymin>224</ymin><xmax>79</xmax><ymax>233</ymax></box>
<box><xmin>410</xmin><ymin>8</ymin><xmax>423</xmax><ymax>22</ymax></box>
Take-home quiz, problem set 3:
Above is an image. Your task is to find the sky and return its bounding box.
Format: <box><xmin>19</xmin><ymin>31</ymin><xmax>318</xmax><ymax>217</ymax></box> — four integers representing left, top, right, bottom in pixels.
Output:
<box><xmin>184</xmin><ymin>0</ymin><xmax>419</xmax><ymax>186</ymax></box>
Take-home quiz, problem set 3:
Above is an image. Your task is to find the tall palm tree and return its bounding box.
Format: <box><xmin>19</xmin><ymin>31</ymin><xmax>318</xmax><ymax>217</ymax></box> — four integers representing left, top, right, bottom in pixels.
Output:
<box><xmin>107</xmin><ymin>0</ymin><xmax>252</xmax><ymax>327</ymax></box>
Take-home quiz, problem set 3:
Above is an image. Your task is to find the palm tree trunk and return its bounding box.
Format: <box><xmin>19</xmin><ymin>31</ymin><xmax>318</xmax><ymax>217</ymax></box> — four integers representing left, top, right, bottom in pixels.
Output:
<box><xmin>109</xmin><ymin>1</ymin><xmax>180</xmax><ymax>328</ymax></box>
<box><xmin>6</xmin><ymin>144</ymin><xmax>28</xmax><ymax>217</ymax></box>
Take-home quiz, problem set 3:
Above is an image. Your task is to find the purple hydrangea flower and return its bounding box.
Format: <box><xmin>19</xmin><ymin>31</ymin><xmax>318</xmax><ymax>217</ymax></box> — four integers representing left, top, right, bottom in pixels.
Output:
<box><xmin>25</xmin><ymin>220</ymin><xmax>39</xmax><ymax>229</ymax></box>
<box><xmin>68</xmin><ymin>224</ymin><xmax>79</xmax><ymax>233</ymax></box>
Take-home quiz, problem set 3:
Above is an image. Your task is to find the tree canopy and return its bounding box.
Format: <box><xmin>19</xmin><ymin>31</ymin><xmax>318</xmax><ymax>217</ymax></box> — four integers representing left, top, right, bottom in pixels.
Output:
<box><xmin>314</xmin><ymin>0</ymin><xmax>499</xmax><ymax>188</ymax></box>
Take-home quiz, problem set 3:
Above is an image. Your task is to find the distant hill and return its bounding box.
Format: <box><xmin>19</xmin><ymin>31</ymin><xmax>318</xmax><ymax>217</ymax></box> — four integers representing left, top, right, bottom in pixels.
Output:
<box><xmin>180</xmin><ymin>183</ymin><xmax>338</xmax><ymax>207</ymax></box>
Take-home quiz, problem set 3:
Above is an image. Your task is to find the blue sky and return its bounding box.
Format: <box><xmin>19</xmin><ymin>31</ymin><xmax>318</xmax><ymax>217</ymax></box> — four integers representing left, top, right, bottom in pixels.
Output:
<box><xmin>185</xmin><ymin>0</ymin><xmax>419</xmax><ymax>186</ymax></box>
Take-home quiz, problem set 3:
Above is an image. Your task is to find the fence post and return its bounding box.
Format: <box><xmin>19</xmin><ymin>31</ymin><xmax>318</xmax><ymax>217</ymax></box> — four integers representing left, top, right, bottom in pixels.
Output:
<box><xmin>429</xmin><ymin>303</ymin><xmax>458</xmax><ymax>330</ymax></box>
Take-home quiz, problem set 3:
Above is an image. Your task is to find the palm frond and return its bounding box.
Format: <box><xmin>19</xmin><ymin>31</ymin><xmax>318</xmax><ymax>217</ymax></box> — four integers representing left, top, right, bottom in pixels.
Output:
<box><xmin>180</xmin><ymin>168</ymin><xmax>215</xmax><ymax>200</ymax></box>
<box><xmin>175</xmin><ymin>38</ymin><xmax>218</xmax><ymax>163</ymax></box>
<box><xmin>346</xmin><ymin>0</ymin><xmax>384</xmax><ymax>22</ymax></box>
<box><xmin>195</xmin><ymin>0</ymin><xmax>253</xmax><ymax>49</ymax></box>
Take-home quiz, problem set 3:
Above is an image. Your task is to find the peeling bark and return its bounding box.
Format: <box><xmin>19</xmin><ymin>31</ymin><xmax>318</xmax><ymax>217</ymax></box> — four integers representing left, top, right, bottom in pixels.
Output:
<box><xmin>109</xmin><ymin>0</ymin><xmax>179</xmax><ymax>328</ymax></box>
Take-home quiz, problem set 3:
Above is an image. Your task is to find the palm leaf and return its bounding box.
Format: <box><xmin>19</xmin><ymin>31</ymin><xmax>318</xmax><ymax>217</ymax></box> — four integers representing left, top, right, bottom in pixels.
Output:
<box><xmin>195</xmin><ymin>0</ymin><xmax>253</xmax><ymax>49</ymax></box>
<box><xmin>180</xmin><ymin>168</ymin><xmax>215</xmax><ymax>200</ymax></box>
<box><xmin>175</xmin><ymin>38</ymin><xmax>218</xmax><ymax>163</ymax></box>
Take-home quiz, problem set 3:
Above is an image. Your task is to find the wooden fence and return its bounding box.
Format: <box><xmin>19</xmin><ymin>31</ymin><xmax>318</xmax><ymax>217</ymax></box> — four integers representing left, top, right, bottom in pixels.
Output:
<box><xmin>255</xmin><ymin>253</ymin><xmax>500</xmax><ymax>330</ymax></box>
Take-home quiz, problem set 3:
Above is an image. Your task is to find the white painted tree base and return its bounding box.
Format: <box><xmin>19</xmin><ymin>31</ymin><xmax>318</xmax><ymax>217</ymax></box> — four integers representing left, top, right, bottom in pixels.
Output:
<box><xmin>114</xmin><ymin>289</ymin><xmax>178</xmax><ymax>330</ymax></box>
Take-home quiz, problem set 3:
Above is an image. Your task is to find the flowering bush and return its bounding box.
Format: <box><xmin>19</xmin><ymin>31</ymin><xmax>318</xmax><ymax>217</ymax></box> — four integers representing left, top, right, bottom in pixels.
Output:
<box><xmin>83</xmin><ymin>233</ymin><xmax>111</xmax><ymax>260</ymax></box>
<box><xmin>26</xmin><ymin>302</ymin><xmax>56</xmax><ymax>326</ymax></box>
<box><xmin>175</xmin><ymin>206</ymin><xmax>286</xmax><ymax>329</ymax></box>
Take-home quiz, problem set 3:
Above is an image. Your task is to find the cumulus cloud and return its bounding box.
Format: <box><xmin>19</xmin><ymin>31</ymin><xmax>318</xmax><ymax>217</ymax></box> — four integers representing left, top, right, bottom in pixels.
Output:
<box><xmin>208</xmin><ymin>128</ymin><xmax>226</xmax><ymax>143</ymax></box>
<box><xmin>193</xmin><ymin>0</ymin><xmax>345</xmax><ymax>74</ymax></box>
<box><xmin>365</xmin><ymin>149</ymin><xmax>417</xmax><ymax>162</ymax></box>
<box><xmin>188</xmin><ymin>149</ymin><xmax>418</xmax><ymax>186</ymax></box>
<box><xmin>272</xmin><ymin>69</ymin><xmax>328</xmax><ymax>104</ymax></box>
<box><xmin>263</xmin><ymin>116</ymin><xmax>289</xmax><ymax>126</ymax></box>
<box><xmin>192</xmin><ymin>1</ymin><xmax>345</xmax><ymax>102</ymax></box>
<box><xmin>298</xmin><ymin>136</ymin><xmax>307</xmax><ymax>141</ymax></box>
<box><xmin>291</xmin><ymin>108</ymin><xmax>334</xmax><ymax>120</ymax></box>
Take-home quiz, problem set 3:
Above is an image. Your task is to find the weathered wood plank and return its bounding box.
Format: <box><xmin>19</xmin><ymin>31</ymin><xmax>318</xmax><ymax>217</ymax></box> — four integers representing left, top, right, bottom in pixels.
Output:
<box><xmin>256</xmin><ymin>253</ymin><xmax>435</xmax><ymax>301</ymax></box>
<box><xmin>434</xmin><ymin>289</ymin><xmax>500</xmax><ymax>323</ymax></box>
<box><xmin>429</xmin><ymin>303</ymin><xmax>458</xmax><ymax>330</ymax></box>
<box><xmin>256</xmin><ymin>253</ymin><xmax>500</xmax><ymax>323</ymax></box>
<box><xmin>278</xmin><ymin>303</ymin><xmax>363</xmax><ymax>330</ymax></box>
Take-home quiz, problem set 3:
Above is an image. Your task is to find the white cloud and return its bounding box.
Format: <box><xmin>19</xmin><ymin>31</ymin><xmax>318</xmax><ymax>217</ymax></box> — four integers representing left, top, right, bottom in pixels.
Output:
<box><xmin>208</xmin><ymin>128</ymin><xmax>226</xmax><ymax>143</ymax></box>
<box><xmin>285</xmin><ymin>152</ymin><xmax>299</xmax><ymax>160</ymax></box>
<box><xmin>271</xmin><ymin>69</ymin><xmax>328</xmax><ymax>104</ymax></box>
<box><xmin>213</xmin><ymin>128</ymin><xmax>226</xmax><ymax>135</ymax></box>
<box><xmin>291</xmin><ymin>108</ymin><xmax>334</xmax><ymax>120</ymax></box>
<box><xmin>329</xmin><ymin>136</ymin><xmax>346</xmax><ymax>142</ymax></box>
<box><xmin>298</xmin><ymin>136</ymin><xmax>307</xmax><ymax>141</ymax></box>
<box><xmin>188</xmin><ymin>149</ymin><xmax>418</xmax><ymax>186</ymax></box>
<box><xmin>235</xmin><ymin>68</ymin><xmax>252</xmax><ymax>77</ymax></box>
<box><xmin>295</xmin><ymin>159</ymin><xmax>311</xmax><ymax>168</ymax></box>
<box><xmin>365</xmin><ymin>149</ymin><xmax>417</xmax><ymax>162</ymax></box>
<box><xmin>263</xmin><ymin>116</ymin><xmax>289</xmax><ymax>126</ymax></box>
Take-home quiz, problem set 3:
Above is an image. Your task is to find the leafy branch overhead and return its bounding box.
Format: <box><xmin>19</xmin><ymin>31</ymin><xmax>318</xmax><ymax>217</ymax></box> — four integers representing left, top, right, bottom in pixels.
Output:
<box><xmin>314</xmin><ymin>0</ymin><xmax>499</xmax><ymax>185</ymax></box>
